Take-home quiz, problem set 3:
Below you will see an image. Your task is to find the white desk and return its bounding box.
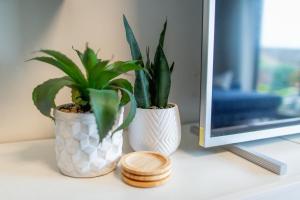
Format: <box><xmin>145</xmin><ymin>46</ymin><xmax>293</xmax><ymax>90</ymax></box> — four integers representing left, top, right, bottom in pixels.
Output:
<box><xmin>1</xmin><ymin>125</ymin><xmax>300</xmax><ymax>200</ymax></box>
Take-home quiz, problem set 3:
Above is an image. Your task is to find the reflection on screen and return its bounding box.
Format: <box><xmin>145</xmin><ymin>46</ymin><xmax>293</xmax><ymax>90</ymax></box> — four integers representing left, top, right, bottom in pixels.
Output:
<box><xmin>211</xmin><ymin>0</ymin><xmax>300</xmax><ymax>137</ymax></box>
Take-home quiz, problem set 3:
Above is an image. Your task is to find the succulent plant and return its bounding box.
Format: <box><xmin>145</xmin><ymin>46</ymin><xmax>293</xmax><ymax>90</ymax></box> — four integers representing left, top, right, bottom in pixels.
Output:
<box><xmin>123</xmin><ymin>15</ymin><xmax>174</xmax><ymax>109</ymax></box>
<box><xmin>30</xmin><ymin>45</ymin><xmax>141</xmax><ymax>142</ymax></box>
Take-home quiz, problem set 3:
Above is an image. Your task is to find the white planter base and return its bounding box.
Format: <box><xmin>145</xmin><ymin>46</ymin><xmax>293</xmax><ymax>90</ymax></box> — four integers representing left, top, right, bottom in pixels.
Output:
<box><xmin>54</xmin><ymin>105</ymin><xmax>124</xmax><ymax>178</ymax></box>
<box><xmin>59</xmin><ymin>162</ymin><xmax>116</xmax><ymax>178</ymax></box>
<box><xmin>128</xmin><ymin>104</ymin><xmax>181</xmax><ymax>156</ymax></box>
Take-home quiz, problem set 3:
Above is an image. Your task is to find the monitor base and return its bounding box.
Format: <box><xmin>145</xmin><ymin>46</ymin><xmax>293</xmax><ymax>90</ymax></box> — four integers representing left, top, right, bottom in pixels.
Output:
<box><xmin>190</xmin><ymin>124</ymin><xmax>287</xmax><ymax>175</ymax></box>
<box><xmin>225</xmin><ymin>144</ymin><xmax>287</xmax><ymax>175</ymax></box>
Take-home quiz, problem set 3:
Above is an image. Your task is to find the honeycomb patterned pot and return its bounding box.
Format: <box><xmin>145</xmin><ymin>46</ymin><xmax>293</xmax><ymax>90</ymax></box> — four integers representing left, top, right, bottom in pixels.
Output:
<box><xmin>54</xmin><ymin>105</ymin><xmax>124</xmax><ymax>178</ymax></box>
<box><xmin>128</xmin><ymin>103</ymin><xmax>181</xmax><ymax>156</ymax></box>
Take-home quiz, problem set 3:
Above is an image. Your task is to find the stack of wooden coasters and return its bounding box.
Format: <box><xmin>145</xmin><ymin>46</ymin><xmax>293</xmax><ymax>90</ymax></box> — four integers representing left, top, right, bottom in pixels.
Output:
<box><xmin>120</xmin><ymin>151</ymin><xmax>171</xmax><ymax>188</ymax></box>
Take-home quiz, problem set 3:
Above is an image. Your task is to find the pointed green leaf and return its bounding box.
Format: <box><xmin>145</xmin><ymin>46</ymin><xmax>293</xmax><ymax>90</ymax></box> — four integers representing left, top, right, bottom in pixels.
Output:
<box><xmin>94</xmin><ymin>71</ymin><xmax>119</xmax><ymax>89</ymax></box>
<box><xmin>123</xmin><ymin>15</ymin><xmax>151</xmax><ymax>108</ymax></box>
<box><xmin>89</xmin><ymin>89</ymin><xmax>120</xmax><ymax>142</ymax></box>
<box><xmin>151</xmin><ymin>21</ymin><xmax>172</xmax><ymax>108</ymax></box>
<box><xmin>105</xmin><ymin>61</ymin><xmax>141</xmax><ymax>72</ymax></box>
<box><xmin>110</xmin><ymin>86</ymin><xmax>137</xmax><ymax>133</ymax></box>
<box><xmin>40</xmin><ymin>49</ymin><xmax>77</xmax><ymax>66</ymax></box>
<box><xmin>82</xmin><ymin>47</ymin><xmax>98</xmax><ymax>74</ymax></box>
<box><xmin>93</xmin><ymin>61</ymin><xmax>142</xmax><ymax>89</ymax></box>
<box><xmin>94</xmin><ymin>60</ymin><xmax>110</xmax><ymax>70</ymax></box>
<box><xmin>148</xmin><ymin>62</ymin><xmax>156</xmax><ymax>105</ymax></box>
<box><xmin>154</xmin><ymin>46</ymin><xmax>171</xmax><ymax>108</ymax></box>
<box><xmin>123</xmin><ymin>15</ymin><xmax>143</xmax><ymax>61</ymax></box>
<box><xmin>72</xmin><ymin>47</ymin><xmax>83</xmax><ymax>61</ymax></box>
<box><xmin>40</xmin><ymin>50</ymin><xmax>86</xmax><ymax>81</ymax></box>
<box><xmin>159</xmin><ymin>20</ymin><xmax>167</xmax><ymax>48</ymax></box>
<box><xmin>32</xmin><ymin>77</ymin><xmax>75</xmax><ymax>119</ymax></box>
<box><xmin>134</xmin><ymin>71</ymin><xmax>151</xmax><ymax>108</ymax></box>
<box><xmin>145</xmin><ymin>46</ymin><xmax>153</xmax><ymax>78</ymax></box>
<box><xmin>106</xmin><ymin>78</ymin><xmax>133</xmax><ymax>106</ymax></box>
<box><xmin>88</xmin><ymin>60</ymin><xmax>110</xmax><ymax>88</ymax></box>
<box><xmin>31</xmin><ymin>49</ymin><xmax>87</xmax><ymax>86</ymax></box>
<box><xmin>170</xmin><ymin>62</ymin><xmax>175</xmax><ymax>73</ymax></box>
<box><xmin>154</xmin><ymin>20</ymin><xmax>168</xmax><ymax>66</ymax></box>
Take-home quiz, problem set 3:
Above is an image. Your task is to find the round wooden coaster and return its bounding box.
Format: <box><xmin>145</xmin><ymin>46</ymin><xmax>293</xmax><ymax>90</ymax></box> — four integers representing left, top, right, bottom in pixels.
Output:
<box><xmin>120</xmin><ymin>151</ymin><xmax>171</xmax><ymax>176</ymax></box>
<box><xmin>122</xmin><ymin>174</ymin><xmax>170</xmax><ymax>188</ymax></box>
<box><xmin>121</xmin><ymin>168</ymin><xmax>171</xmax><ymax>182</ymax></box>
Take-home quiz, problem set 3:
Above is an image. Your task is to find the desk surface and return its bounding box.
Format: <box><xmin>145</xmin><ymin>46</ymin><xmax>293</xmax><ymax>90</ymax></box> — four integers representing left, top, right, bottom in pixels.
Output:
<box><xmin>1</xmin><ymin>125</ymin><xmax>300</xmax><ymax>200</ymax></box>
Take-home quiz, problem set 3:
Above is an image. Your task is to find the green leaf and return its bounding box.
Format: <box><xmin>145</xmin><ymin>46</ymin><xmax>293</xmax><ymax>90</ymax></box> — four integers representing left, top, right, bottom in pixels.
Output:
<box><xmin>93</xmin><ymin>61</ymin><xmax>142</xmax><ymax>89</ymax></box>
<box><xmin>32</xmin><ymin>77</ymin><xmax>75</xmax><ymax>119</ymax></box>
<box><xmin>72</xmin><ymin>47</ymin><xmax>98</xmax><ymax>89</ymax></box>
<box><xmin>106</xmin><ymin>78</ymin><xmax>133</xmax><ymax>106</ymax></box>
<box><xmin>82</xmin><ymin>46</ymin><xmax>98</xmax><ymax>76</ymax></box>
<box><xmin>144</xmin><ymin>46</ymin><xmax>153</xmax><ymax>79</ymax></box>
<box><xmin>150</xmin><ymin>20</ymin><xmax>172</xmax><ymax>108</ymax></box>
<box><xmin>40</xmin><ymin>50</ymin><xmax>87</xmax><ymax>85</ymax></box>
<box><xmin>154</xmin><ymin>46</ymin><xmax>171</xmax><ymax>108</ymax></box>
<box><xmin>154</xmin><ymin>20</ymin><xmax>168</xmax><ymax>66</ymax></box>
<box><xmin>94</xmin><ymin>60</ymin><xmax>110</xmax><ymax>70</ymax></box>
<box><xmin>110</xmin><ymin>86</ymin><xmax>137</xmax><ymax>133</ymax></box>
<box><xmin>148</xmin><ymin>63</ymin><xmax>155</xmax><ymax>105</ymax></box>
<box><xmin>28</xmin><ymin>56</ymin><xmax>87</xmax><ymax>86</ymax></box>
<box><xmin>72</xmin><ymin>46</ymin><xmax>83</xmax><ymax>61</ymax></box>
<box><xmin>123</xmin><ymin>15</ymin><xmax>151</xmax><ymax>108</ymax></box>
<box><xmin>123</xmin><ymin>15</ymin><xmax>143</xmax><ymax>61</ymax></box>
<box><xmin>71</xmin><ymin>88</ymin><xmax>89</xmax><ymax>107</ymax></box>
<box><xmin>158</xmin><ymin>20</ymin><xmax>167</xmax><ymax>48</ymax></box>
<box><xmin>134</xmin><ymin>71</ymin><xmax>151</xmax><ymax>108</ymax></box>
<box><xmin>170</xmin><ymin>62</ymin><xmax>175</xmax><ymax>73</ymax></box>
<box><xmin>89</xmin><ymin>89</ymin><xmax>120</xmax><ymax>142</ymax></box>
<box><xmin>105</xmin><ymin>61</ymin><xmax>141</xmax><ymax>72</ymax></box>
<box><xmin>88</xmin><ymin>60</ymin><xmax>110</xmax><ymax>88</ymax></box>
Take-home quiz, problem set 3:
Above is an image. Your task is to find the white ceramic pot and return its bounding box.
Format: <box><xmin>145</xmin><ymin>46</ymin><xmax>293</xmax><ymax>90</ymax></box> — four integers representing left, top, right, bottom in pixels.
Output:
<box><xmin>54</xmin><ymin>105</ymin><xmax>124</xmax><ymax>178</ymax></box>
<box><xmin>128</xmin><ymin>103</ymin><xmax>181</xmax><ymax>156</ymax></box>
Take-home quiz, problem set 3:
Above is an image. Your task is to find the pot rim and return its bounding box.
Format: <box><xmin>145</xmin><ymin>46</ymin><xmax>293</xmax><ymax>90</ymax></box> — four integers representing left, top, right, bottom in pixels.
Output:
<box><xmin>136</xmin><ymin>103</ymin><xmax>178</xmax><ymax>110</ymax></box>
<box><xmin>54</xmin><ymin>103</ymin><xmax>124</xmax><ymax>118</ymax></box>
<box><xmin>55</xmin><ymin>104</ymin><xmax>93</xmax><ymax>116</ymax></box>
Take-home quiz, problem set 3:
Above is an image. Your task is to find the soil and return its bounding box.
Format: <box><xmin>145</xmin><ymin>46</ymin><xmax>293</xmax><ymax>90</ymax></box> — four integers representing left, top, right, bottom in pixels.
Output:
<box><xmin>148</xmin><ymin>104</ymin><xmax>175</xmax><ymax>109</ymax></box>
<box><xmin>58</xmin><ymin>104</ymin><xmax>91</xmax><ymax>113</ymax></box>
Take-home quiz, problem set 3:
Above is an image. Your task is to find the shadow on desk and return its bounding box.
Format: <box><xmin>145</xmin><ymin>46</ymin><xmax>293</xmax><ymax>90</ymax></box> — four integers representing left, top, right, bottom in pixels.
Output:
<box><xmin>178</xmin><ymin>125</ymin><xmax>225</xmax><ymax>157</ymax></box>
<box><xmin>15</xmin><ymin>140</ymin><xmax>58</xmax><ymax>173</ymax></box>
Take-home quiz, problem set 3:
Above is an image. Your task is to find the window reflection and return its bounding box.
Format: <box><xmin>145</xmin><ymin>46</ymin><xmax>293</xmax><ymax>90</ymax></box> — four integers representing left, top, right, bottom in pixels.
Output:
<box><xmin>211</xmin><ymin>0</ymin><xmax>300</xmax><ymax>136</ymax></box>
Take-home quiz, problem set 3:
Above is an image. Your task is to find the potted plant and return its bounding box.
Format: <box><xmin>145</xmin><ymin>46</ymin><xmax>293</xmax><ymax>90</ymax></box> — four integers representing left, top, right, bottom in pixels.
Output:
<box><xmin>123</xmin><ymin>16</ymin><xmax>181</xmax><ymax>156</ymax></box>
<box><xmin>30</xmin><ymin>45</ymin><xmax>140</xmax><ymax>177</ymax></box>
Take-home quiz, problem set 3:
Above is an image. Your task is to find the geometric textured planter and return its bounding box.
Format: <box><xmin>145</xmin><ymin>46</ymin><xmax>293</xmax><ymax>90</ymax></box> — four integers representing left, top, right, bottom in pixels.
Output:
<box><xmin>54</xmin><ymin>105</ymin><xmax>124</xmax><ymax>178</ymax></box>
<box><xmin>128</xmin><ymin>104</ymin><xmax>181</xmax><ymax>156</ymax></box>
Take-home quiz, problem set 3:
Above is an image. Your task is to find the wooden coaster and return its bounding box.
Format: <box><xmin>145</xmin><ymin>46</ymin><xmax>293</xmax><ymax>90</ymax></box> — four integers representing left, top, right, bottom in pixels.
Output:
<box><xmin>122</xmin><ymin>174</ymin><xmax>170</xmax><ymax>188</ymax></box>
<box><xmin>120</xmin><ymin>151</ymin><xmax>171</xmax><ymax>176</ymax></box>
<box><xmin>121</xmin><ymin>168</ymin><xmax>171</xmax><ymax>182</ymax></box>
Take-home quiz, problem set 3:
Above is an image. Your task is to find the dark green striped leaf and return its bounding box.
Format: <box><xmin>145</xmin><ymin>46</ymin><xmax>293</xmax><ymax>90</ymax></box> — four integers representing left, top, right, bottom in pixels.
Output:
<box><xmin>123</xmin><ymin>15</ymin><xmax>151</xmax><ymax>108</ymax></box>
<box><xmin>154</xmin><ymin>46</ymin><xmax>171</xmax><ymax>108</ymax></box>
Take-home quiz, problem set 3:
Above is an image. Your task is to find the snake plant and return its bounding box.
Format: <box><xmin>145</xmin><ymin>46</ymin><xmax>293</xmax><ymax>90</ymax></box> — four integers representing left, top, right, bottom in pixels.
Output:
<box><xmin>30</xmin><ymin>45</ymin><xmax>141</xmax><ymax>142</ymax></box>
<box><xmin>123</xmin><ymin>15</ymin><xmax>174</xmax><ymax>109</ymax></box>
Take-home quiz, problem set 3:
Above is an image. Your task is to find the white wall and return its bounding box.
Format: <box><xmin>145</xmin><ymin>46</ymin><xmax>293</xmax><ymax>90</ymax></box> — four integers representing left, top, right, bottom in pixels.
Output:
<box><xmin>0</xmin><ymin>0</ymin><xmax>202</xmax><ymax>143</ymax></box>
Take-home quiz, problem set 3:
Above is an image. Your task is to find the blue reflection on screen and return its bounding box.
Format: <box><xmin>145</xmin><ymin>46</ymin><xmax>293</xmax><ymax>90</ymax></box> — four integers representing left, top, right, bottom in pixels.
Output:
<box><xmin>212</xmin><ymin>0</ymin><xmax>300</xmax><ymax>136</ymax></box>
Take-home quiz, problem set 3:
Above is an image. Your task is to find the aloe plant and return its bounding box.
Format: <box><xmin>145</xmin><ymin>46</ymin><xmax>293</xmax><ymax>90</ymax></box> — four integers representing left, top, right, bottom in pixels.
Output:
<box><xmin>123</xmin><ymin>15</ymin><xmax>174</xmax><ymax>108</ymax></box>
<box><xmin>30</xmin><ymin>45</ymin><xmax>141</xmax><ymax>142</ymax></box>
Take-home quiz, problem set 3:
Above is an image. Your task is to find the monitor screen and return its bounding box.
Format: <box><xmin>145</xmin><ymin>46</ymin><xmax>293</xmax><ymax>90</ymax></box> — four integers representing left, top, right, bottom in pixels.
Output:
<box><xmin>211</xmin><ymin>0</ymin><xmax>300</xmax><ymax>137</ymax></box>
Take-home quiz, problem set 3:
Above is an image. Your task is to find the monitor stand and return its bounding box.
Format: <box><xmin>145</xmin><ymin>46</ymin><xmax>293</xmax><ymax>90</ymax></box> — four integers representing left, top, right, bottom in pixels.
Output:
<box><xmin>225</xmin><ymin>144</ymin><xmax>287</xmax><ymax>175</ymax></box>
<box><xmin>190</xmin><ymin>125</ymin><xmax>287</xmax><ymax>175</ymax></box>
